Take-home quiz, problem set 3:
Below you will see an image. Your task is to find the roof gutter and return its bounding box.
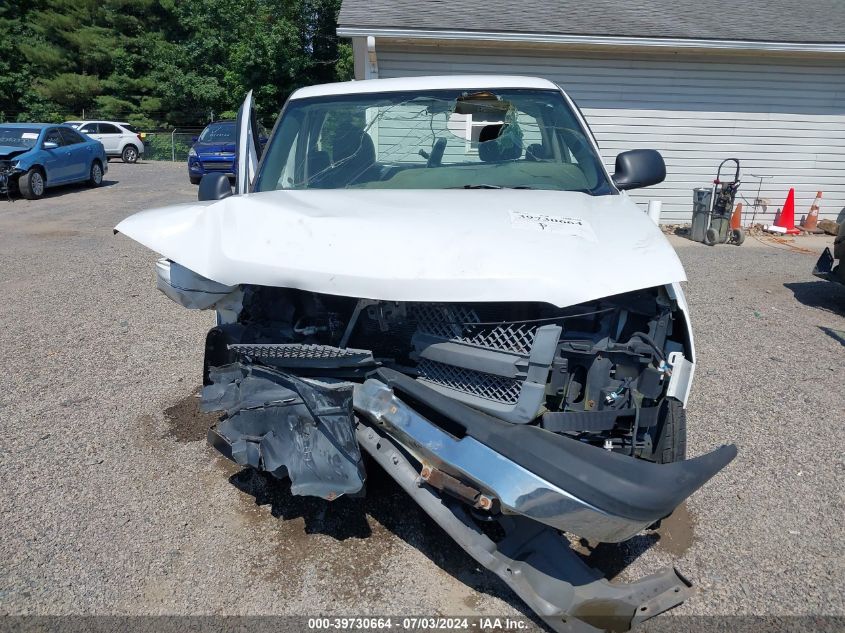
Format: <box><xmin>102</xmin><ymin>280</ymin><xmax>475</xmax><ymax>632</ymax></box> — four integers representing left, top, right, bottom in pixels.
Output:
<box><xmin>337</xmin><ymin>26</ymin><xmax>845</xmax><ymax>54</ymax></box>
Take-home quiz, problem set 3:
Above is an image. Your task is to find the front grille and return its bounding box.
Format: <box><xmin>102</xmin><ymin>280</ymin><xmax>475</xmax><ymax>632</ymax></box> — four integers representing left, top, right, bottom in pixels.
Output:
<box><xmin>410</xmin><ymin>304</ymin><xmax>539</xmax><ymax>355</ymax></box>
<box><xmin>202</xmin><ymin>162</ymin><xmax>234</xmax><ymax>171</ymax></box>
<box><xmin>228</xmin><ymin>343</ymin><xmax>373</xmax><ymax>368</ymax></box>
<box><xmin>417</xmin><ymin>358</ymin><xmax>522</xmax><ymax>405</ymax></box>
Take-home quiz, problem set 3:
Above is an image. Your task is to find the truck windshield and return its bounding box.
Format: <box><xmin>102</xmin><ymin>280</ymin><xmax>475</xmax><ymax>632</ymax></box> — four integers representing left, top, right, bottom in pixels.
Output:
<box><xmin>255</xmin><ymin>88</ymin><xmax>612</xmax><ymax>194</ymax></box>
<box><xmin>0</xmin><ymin>127</ymin><xmax>41</xmax><ymax>149</ymax></box>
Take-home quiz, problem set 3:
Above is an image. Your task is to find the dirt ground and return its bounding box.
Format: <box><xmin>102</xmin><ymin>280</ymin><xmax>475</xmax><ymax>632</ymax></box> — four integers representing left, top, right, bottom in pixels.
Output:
<box><xmin>1</xmin><ymin>161</ymin><xmax>843</xmax><ymax>629</ymax></box>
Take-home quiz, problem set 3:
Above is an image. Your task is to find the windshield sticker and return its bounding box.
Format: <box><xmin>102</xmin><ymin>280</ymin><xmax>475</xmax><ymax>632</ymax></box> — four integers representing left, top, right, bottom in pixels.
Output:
<box><xmin>509</xmin><ymin>210</ymin><xmax>596</xmax><ymax>240</ymax></box>
<box><xmin>21</xmin><ymin>133</ymin><xmax>39</xmax><ymax>139</ymax></box>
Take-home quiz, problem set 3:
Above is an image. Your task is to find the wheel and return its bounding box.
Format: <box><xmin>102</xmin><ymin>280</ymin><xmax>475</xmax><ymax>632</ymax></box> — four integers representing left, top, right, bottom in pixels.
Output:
<box><xmin>704</xmin><ymin>227</ymin><xmax>718</xmax><ymax>246</ymax></box>
<box><xmin>121</xmin><ymin>145</ymin><xmax>139</xmax><ymax>163</ymax></box>
<box><xmin>647</xmin><ymin>399</ymin><xmax>687</xmax><ymax>463</ymax></box>
<box><xmin>88</xmin><ymin>161</ymin><xmax>103</xmax><ymax>187</ymax></box>
<box><xmin>190</xmin><ymin>176</ymin><xmax>202</xmax><ymax>185</ymax></box>
<box><xmin>731</xmin><ymin>228</ymin><xmax>745</xmax><ymax>245</ymax></box>
<box><xmin>19</xmin><ymin>167</ymin><xmax>45</xmax><ymax>200</ymax></box>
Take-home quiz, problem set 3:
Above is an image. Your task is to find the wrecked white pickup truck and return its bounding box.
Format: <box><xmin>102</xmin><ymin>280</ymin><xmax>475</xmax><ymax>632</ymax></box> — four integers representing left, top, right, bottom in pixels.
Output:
<box><xmin>116</xmin><ymin>76</ymin><xmax>736</xmax><ymax>632</ymax></box>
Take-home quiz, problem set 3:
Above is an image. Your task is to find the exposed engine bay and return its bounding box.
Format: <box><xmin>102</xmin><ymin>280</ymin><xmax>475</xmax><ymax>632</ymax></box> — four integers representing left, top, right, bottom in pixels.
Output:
<box><xmin>206</xmin><ymin>284</ymin><xmax>692</xmax><ymax>458</ymax></box>
<box><xmin>193</xmin><ymin>276</ymin><xmax>734</xmax><ymax>538</ymax></box>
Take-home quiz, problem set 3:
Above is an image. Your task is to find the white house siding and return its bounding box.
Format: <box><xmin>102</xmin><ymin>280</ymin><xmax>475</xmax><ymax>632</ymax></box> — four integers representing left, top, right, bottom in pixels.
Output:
<box><xmin>374</xmin><ymin>42</ymin><xmax>845</xmax><ymax>224</ymax></box>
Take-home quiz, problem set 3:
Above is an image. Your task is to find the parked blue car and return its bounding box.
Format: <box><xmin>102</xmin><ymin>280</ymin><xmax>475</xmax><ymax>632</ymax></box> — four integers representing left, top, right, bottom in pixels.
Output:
<box><xmin>0</xmin><ymin>123</ymin><xmax>108</xmax><ymax>199</ymax></box>
<box><xmin>187</xmin><ymin>121</ymin><xmax>237</xmax><ymax>185</ymax></box>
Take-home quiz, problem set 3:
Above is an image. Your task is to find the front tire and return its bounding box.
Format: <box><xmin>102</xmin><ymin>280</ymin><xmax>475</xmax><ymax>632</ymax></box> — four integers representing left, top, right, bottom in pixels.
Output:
<box><xmin>19</xmin><ymin>168</ymin><xmax>45</xmax><ymax>200</ymax></box>
<box><xmin>647</xmin><ymin>399</ymin><xmax>687</xmax><ymax>463</ymax></box>
<box><xmin>121</xmin><ymin>145</ymin><xmax>139</xmax><ymax>163</ymax></box>
<box><xmin>88</xmin><ymin>161</ymin><xmax>104</xmax><ymax>187</ymax></box>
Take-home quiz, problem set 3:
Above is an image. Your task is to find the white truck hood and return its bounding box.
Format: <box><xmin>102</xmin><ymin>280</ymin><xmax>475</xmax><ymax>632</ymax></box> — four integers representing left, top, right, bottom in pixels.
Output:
<box><xmin>115</xmin><ymin>188</ymin><xmax>685</xmax><ymax>308</ymax></box>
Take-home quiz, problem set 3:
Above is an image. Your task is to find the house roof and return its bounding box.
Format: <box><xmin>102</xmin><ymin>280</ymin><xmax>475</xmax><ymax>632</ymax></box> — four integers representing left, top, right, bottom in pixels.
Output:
<box><xmin>338</xmin><ymin>0</ymin><xmax>845</xmax><ymax>46</ymax></box>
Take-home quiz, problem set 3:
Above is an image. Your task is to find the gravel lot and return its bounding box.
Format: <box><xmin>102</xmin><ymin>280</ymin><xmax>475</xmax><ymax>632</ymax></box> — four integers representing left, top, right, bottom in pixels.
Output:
<box><xmin>1</xmin><ymin>161</ymin><xmax>843</xmax><ymax>627</ymax></box>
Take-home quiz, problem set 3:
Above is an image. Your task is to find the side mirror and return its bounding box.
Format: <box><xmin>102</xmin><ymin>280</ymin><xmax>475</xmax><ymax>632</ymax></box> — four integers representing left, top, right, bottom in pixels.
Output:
<box><xmin>198</xmin><ymin>173</ymin><xmax>233</xmax><ymax>201</ymax></box>
<box><xmin>43</xmin><ymin>141</ymin><xmax>59</xmax><ymax>150</ymax></box>
<box><xmin>612</xmin><ymin>149</ymin><xmax>666</xmax><ymax>191</ymax></box>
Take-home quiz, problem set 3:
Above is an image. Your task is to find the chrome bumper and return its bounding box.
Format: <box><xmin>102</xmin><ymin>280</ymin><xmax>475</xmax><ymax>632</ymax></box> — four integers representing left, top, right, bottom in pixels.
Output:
<box><xmin>353</xmin><ymin>379</ymin><xmax>652</xmax><ymax>543</ymax></box>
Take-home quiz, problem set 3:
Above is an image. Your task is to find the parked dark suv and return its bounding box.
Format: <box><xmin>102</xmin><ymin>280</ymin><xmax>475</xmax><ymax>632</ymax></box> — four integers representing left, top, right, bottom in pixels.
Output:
<box><xmin>187</xmin><ymin>121</ymin><xmax>236</xmax><ymax>185</ymax></box>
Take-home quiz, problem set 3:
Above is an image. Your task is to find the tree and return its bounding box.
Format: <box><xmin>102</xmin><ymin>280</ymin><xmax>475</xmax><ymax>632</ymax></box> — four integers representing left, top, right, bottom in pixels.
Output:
<box><xmin>1</xmin><ymin>0</ymin><xmax>351</xmax><ymax>128</ymax></box>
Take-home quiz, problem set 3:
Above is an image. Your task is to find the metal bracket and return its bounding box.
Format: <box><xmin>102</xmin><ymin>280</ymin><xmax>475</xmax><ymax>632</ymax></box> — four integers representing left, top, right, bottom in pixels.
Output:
<box><xmin>666</xmin><ymin>351</ymin><xmax>694</xmax><ymax>406</ymax></box>
<box><xmin>356</xmin><ymin>420</ymin><xmax>693</xmax><ymax>632</ymax></box>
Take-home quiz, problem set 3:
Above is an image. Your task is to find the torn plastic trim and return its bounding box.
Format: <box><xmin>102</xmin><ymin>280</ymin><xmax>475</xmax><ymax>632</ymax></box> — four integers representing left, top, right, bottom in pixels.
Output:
<box><xmin>355</xmin><ymin>420</ymin><xmax>693</xmax><ymax>633</ymax></box>
<box><xmin>204</xmin><ymin>363</ymin><xmax>365</xmax><ymax>500</ymax></box>
<box><xmin>354</xmin><ymin>375</ymin><xmax>736</xmax><ymax>542</ymax></box>
<box><xmin>354</xmin><ymin>379</ymin><xmax>651</xmax><ymax>542</ymax></box>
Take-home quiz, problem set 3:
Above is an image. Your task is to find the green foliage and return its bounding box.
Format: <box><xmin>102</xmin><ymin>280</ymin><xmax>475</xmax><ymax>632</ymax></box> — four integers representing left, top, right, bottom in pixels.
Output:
<box><xmin>1</xmin><ymin>0</ymin><xmax>350</xmax><ymax>127</ymax></box>
<box><xmin>35</xmin><ymin>72</ymin><xmax>101</xmax><ymax>108</ymax></box>
<box><xmin>144</xmin><ymin>132</ymin><xmax>195</xmax><ymax>161</ymax></box>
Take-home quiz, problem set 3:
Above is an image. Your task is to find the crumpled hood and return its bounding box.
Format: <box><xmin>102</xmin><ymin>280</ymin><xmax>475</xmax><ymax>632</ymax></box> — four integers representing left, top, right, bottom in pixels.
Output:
<box><xmin>115</xmin><ymin>188</ymin><xmax>686</xmax><ymax>308</ymax></box>
<box><xmin>0</xmin><ymin>147</ymin><xmax>30</xmax><ymax>160</ymax></box>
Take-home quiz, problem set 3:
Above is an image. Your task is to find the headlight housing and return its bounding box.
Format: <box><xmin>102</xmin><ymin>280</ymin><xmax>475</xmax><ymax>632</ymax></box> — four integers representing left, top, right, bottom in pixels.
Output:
<box><xmin>188</xmin><ymin>147</ymin><xmax>197</xmax><ymax>158</ymax></box>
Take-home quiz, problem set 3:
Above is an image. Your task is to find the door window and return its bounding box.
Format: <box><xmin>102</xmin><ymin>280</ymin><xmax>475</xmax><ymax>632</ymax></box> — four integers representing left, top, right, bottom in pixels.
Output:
<box><xmin>98</xmin><ymin>123</ymin><xmax>120</xmax><ymax>134</ymax></box>
<box><xmin>79</xmin><ymin>123</ymin><xmax>99</xmax><ymax>134</ymax></box>
<box><xmin>60</xmin><ymin>128</ymin><xmax>85</xmax><ymax>145</ymax></box>
<box><xmin>43</xmin><ymin>129</ymin><xmax>64</xmax><ymax>147</ymax></box>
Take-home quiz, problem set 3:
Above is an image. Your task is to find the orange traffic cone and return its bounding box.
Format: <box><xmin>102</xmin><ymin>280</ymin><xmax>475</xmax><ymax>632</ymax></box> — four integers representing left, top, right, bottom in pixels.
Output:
<box><xmin>800</xmin><ymin>191</ymin><xmax>823</xmax><ymax>233</ymax></box>
<box><xmin>730</xmin><ymin>203</ymin><xmax>743</xmax><ymax>230</ymax></box>
<box><xmin>771</xmin><ymin>188</ymin><xmax>800</xmax><ymax>235</ymax></box>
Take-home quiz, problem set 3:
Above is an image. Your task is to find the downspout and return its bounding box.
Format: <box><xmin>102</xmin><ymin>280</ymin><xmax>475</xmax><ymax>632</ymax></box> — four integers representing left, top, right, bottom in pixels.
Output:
<box><xmin>365</xmin><ymin>36</ymin><xmax>379</xmax><ymax>79</ymax></box>
<box><xmin>352</xmin><ymin>35</ymin><xmax>379</xmax><ymax>80</ymax></box>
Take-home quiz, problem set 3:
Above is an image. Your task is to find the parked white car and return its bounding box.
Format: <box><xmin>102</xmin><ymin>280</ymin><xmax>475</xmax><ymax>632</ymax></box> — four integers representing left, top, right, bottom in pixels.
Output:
<box><xmin>65</xmin><ymin>120</ymin><xmax>144</xmax><ymax>163</ymax></box>
<box><xmin>116</xmin><ymin>76</ymin><xmax>737</xmax><ymax>632</ymax></box>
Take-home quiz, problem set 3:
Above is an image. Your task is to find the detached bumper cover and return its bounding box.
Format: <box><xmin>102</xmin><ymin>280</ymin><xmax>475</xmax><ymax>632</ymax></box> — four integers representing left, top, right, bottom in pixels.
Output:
<box><xmin>354</xmin><ymin>369</ymin><xmax>736</xmax><ymax>543</ymax></box>
<box><xmin>203</xmin><ymin>363</ymin><xmax>365</xmax><ymax>499</ymax></box>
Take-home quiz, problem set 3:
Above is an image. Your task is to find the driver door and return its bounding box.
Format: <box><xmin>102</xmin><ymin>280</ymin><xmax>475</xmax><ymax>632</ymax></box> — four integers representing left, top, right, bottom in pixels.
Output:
<box><xmin>41</xmin><ymin>128</ymin><xmax>70</xmax><ymax>182</ymax></box>
<box><xmin>235</xmin><ymin>91</ymin><xmax>261</xmax><ymax>194</ymax></box>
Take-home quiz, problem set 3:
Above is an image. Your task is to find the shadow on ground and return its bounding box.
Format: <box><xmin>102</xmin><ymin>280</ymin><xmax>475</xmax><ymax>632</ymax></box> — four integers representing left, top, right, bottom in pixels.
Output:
<box><xmin>784</xmin><ymin>281</ymin><xmax>845</xmax><ymax>317</ymax></box>
<box><xmin>819</xmin><ymin>326</ymin><xmax>845</xmax><ymax>346</ymax></box>
<box><xmin>3</xmin><ymin>178</ymin><xmax>118</xmax><ymax>202</ymax></box>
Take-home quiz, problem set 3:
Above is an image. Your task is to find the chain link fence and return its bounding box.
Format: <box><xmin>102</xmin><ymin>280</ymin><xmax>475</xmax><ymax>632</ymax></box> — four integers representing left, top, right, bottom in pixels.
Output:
<box><xmin>141</xmin><ymin>129</ymin><xmax>205</xmax><ymax>162</ymax></box>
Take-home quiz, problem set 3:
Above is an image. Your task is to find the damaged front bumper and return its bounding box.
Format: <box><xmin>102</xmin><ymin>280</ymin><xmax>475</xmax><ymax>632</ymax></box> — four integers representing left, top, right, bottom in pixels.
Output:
<box><xmin>356</xmin><ymin>421</ymin><xmax>694</xmax><ymax>633</ymax></box>
<box><xmin>354</xmin><ymin>369</ymin><xmax>735</xmax><ymax>543</ymax></box>
<box><xmin>203</xmin><ymin>362</ymin><xmax>735</xmax><ymax>632</ymax></box>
